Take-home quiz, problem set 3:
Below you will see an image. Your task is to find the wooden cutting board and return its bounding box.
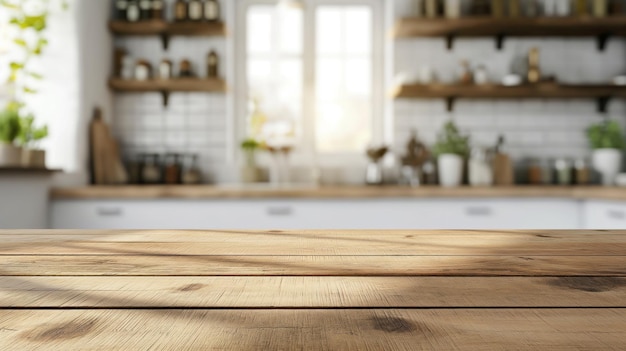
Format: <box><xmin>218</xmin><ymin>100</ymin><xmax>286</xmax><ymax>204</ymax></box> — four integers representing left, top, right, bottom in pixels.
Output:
<box><xmin>90</xmin><ymin>108</ymin><xmax>127</xmax><ymax>185</ymax></box>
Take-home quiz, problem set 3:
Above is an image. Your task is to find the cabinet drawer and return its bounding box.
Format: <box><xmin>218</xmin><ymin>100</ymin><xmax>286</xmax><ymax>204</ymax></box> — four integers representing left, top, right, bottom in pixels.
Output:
<box><xmin>583</xmin><ymin>201</ymin><xmax>626</xmax><ymax>229</ymax></box>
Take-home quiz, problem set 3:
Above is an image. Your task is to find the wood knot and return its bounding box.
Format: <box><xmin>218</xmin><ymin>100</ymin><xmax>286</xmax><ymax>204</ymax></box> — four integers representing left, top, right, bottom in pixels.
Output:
<box><xmin>370</xmin><ymin>316</ymin><xmax>417</xmax><ymax>333</ymax></box>
<box><xmin>178</xmin><ymin>283</ymin><xmax>204</xmax><ymax>292</ymax></box>
<box><xmin>22</xmin><ymin>319</ymin><xmax>97</xmax><ymax>342</ymax></box>
<box><xmin>548</xmin><ymin>277</ymin><xmax>625</xmax><ymax>292</ymax></box>
<box><xmin>405</xmin><ymin>235</ymin><xmax>414</xmax><ymax>238</ymax></box>
<box><xmin>535</xmin><ymin>234</ymin><xmax>552</xmax><ymax>238</ymax></box>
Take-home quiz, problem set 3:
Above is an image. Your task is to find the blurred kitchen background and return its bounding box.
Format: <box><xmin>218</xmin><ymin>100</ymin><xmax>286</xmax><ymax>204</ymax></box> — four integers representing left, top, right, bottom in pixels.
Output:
<box><xmin>2</xmin><ymin>0</ymin><xmax>626</xmax><ymax>230</ymax></box>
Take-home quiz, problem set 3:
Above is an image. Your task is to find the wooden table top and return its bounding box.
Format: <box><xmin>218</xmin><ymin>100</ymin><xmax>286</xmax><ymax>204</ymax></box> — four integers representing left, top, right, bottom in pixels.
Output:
<box><xmin>1</xmin><ymin>230</ymin><xmax>625</xmax><ymax>350</ymax></box>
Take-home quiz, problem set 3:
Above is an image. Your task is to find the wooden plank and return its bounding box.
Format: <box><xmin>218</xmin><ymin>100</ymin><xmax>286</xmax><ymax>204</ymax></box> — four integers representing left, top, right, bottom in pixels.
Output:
<box><xmin>109</xmin><ymin>78</ymin><xmax>226</xmax><ymax>93</ymax></box>
<box><xmin>393</xmin><ymin>84</ymin><xmax>625</xmax><ymax>99</ymax></box>
<box><xmin>394</xmin><ymin>16</ymin><xmax>626</xmax><ymax>38</ymax></box>
<box><xmin>2</xmin><ymin>255</ymin><xmax>624</xmax><ymax>276</ymax></box>
<box><xmin>1</xmin><ymin>309</ymin><xmax>624</xmax><ymax>350</ymax></box>
<box><xmin>1</xmin><ymin>276</ymin><xmax>624</xmax><ymax>308</ymax></box>
<box><xmin>1</xmin><ymin>232</ymin><xmax>624</xmax><ymax>256</ymax></box>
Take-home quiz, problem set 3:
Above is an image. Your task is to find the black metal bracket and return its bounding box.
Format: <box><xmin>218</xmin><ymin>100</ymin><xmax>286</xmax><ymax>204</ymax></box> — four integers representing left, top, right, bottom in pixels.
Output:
<box><xmin>495</xmin><ymin>33</ymin><xmax>506</xmax><ymax>50</ymax></box>
<box><xmin>160</xmin><ymin>33</ymin><xmax>170</xmax><ymax>51</ymax></box>
<box><xmin>445</xmin><ymin>97</ymin><xmax>456</xmax><ymax>112</ymax></box>
<box><xmin>597</xmin><ymin>96</ymin><xmax>611</xmax><ymax>114</ymax></box>
<box><xmin>445</xmin><ymin>34</ymin><xmax>455</xmax><ymax>51</ymax></box>
<box><xmin>597</xmin><ymin>33</ymin><xmax>610</xmax><ymax>51</ymax></box>
<box><xmin>161</xmin><ymin>91</ymin><xmax>170</xmax><ymax>107</ymax></box>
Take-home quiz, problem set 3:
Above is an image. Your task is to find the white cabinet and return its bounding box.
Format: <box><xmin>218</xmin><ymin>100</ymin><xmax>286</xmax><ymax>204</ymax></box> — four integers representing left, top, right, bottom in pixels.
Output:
<box><xmin>583</xmin><ymin>200</ymin><xmax>626</xmax><ymax>229</ymax></box>
<box><xmin>51</xmin><ymin>198</ymin><xmax>580</xmax><ymax>230</ymax></box>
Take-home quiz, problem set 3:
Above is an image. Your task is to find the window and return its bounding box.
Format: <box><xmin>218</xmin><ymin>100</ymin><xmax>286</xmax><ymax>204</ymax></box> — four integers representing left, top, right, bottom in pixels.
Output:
<box><xmin>238</xmin><ymin>0</ymin><xmax>382</xmax><ymax>163</ymax></box>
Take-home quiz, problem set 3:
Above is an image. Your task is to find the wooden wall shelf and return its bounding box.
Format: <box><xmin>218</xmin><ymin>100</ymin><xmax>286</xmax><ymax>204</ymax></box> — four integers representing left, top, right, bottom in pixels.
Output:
<box><xmin>392</xmin><ymin>83</ymin><xmax>626</xmax><ymax>112</ymax></box>
<box><xmin>109</xmin><ymin>78</ymin><xmax>227</xmax><ymax>106</ymax></box>
<box><xmin>109</xmin><ymin>20</ymin><xmax>227</xmax><ymax>49</ymax></box>
<box><xmin>394</xmin><ymin>16</ymin><xmax>626</xmax><ymax>50</ymax></box>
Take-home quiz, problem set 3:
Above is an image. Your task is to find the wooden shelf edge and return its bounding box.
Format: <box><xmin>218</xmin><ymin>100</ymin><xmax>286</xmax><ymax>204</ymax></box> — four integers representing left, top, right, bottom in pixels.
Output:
<box><xmin>394</xmin><ymin>16</ymin><xmax>626</xmax><ymax>38</ymax></box>
<box><xmin>109</xmin><ymin>78</ymin><xmax>227</xmax><ymax>93</ymax></box>
<box><xmin>109</xmin><ymin>20</ymin><xmax>227</xmax><ymax>37</ymax></box>
<box><xmin>392</xmin><ymin>84</ymin><xmax>626</xmax><ymax>99</ymax></box>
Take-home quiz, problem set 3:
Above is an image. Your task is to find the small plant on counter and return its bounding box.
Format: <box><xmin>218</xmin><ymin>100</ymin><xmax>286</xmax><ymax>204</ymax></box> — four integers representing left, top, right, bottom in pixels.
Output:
<box><xmin>587</xmin><ymin>120</ymin><xmax>626</xmax><ymax>186</ymax></box>
<box><xmin>0</xmin><ymin>103</ymin><xmax>23</xmax><ymax>166</ymax></box>
<box><xmin>587</xmin><ymin>120</ymin><xmax>625</xmax><ymax>150</ymax></box>
<box><xmin>0</xmin><ymin>104</ymin><xmax>21</xmax><ymax>145</ymax></box>
<box><xmin>18</xmin><ymin>114</ymin><xmax>48</xmax><ymax>147</ymax></box>
<box><xmin>433</xmin><ymin>121</ymin><xmax>470</xmax><ymax>158</ymax></box>
<box><xmin>241</xmin><ymin>138</ymin><xmax>261</xmax><ymax>167</ymax></box>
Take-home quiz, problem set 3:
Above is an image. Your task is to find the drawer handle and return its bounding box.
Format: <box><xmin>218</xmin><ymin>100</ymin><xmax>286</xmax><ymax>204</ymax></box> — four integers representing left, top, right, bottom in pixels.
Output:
<box><xmin>97</xmin><ymin>207</ymin><xmax>123</xmax><ymax>217</ymax></box>
<box><xmin>465</xmin><ymin>207</ymin><xmax>493</xmax><ymax>217</ymax></box>
<box><xmin>607</xmin><ymin>210</ymin><xmax>626</xmax><ymax>220</ymax></box>
<box><xmin>267</xmin><ymin>206</ymin><xmax>293</xmax><ymax>216</ymax></box>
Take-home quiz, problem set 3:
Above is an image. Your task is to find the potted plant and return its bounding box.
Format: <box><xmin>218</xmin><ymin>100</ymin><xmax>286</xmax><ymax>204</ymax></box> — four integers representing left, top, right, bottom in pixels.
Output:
<box><xmin>0</xmin><ymin>104</ymin><xmax>22</xmax><ymax>167</ymax></box>
<box><xmin>19</xmin><ymin>114</ymin><xmax>48</xmax><ymax>168</ymax></box>
<box><xmin>587</xmin><ymin>120</ymin><xmax>625</xmax><ymax>186</ymax></box>
<box><xmin>240</xmin><ymin>138</ymin><xmax>263</xmax><ymax>183</ymax></box>
<box><xmin>433</xmin><ymin>121</ymin><xmax>470</xmax><ymax>187</ymax></box>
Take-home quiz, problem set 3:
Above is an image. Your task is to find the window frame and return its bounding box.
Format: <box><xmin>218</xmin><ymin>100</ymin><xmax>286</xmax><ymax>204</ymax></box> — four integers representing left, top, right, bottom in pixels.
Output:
<box><xmin>234</xmin><ymin>0</ymin><xmax>385</xmax><ymax>167</ymax></box>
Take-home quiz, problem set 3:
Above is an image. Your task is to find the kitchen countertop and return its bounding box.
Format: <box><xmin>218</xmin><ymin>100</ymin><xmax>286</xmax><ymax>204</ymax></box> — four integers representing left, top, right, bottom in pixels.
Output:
<box><xmin>1</xmin><ymin>229</ymin><xmax>624</xmax><ymax>350</ymax></box>
<box><xmin>50</xmin><ymin>185</ymin><xmax>626</xmax><ymax>201</ymax></box>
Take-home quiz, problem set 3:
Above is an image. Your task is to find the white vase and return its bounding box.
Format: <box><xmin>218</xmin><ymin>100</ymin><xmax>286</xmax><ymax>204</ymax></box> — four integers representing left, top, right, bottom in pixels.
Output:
<box><xmin>592</xmin><ymin>148</ymin><xmax>622</xmax><ymax>186</ymax></box>
<box><xmin>0</xmin><ymin>144</ymin><xmax>22</xmax><ymax>167</ymax></box>
<box><xmin>438</xmin><ymin>154</ymin><xmax>464</xmax><ymax>187</ymax></box>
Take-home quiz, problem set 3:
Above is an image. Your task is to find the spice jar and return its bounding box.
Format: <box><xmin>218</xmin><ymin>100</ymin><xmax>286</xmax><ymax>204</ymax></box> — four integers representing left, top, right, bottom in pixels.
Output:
<box><xmin>182</xmin><ymin>155</ymin><xmax>203</xmax><ymax>185</ymax></box>
<box><xmin>135</xmin><ymin>60</ymin><xmax>152</xmax><ymax>81</ymax></box>
<box><xmin>207</xmin><ymin>50</ymin><xmax>219</xmax><ymax>78</ymax></box>
<box><xmin>164</xmin><ymin>154</ymin><xmax>182</xmax><ymax>185</ymax></box>
<box><xmin>574</xmin><ymin>159</ymin><xmax>591</xmax><ymax>185</ymax></box>
<box><xmin>527</xmin><ymin>158</ymin><xmax>543</xmax><ymax>185</ymax></box>
<box><xmin>158</xmin><ymin>59</ymin><xmax>173</xmax><ymax>79</ymax></box>
<box><xmin>554</xmin><ymin>158</ymin><xmax>572</xmax><ymax>185</ymax></box>
<box><xmin>141</xmin><ymin>154</ymin><xmax>162</xmax><ymax>184</ymax></box>
<box><xmin>179</xmin><ymin>59</ymin><xmax>194</xmax><ymax>78</ymax></box>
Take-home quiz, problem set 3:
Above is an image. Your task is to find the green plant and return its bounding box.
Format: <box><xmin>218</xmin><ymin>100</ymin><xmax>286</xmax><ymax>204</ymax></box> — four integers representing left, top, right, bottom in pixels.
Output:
<box><xmin>0</xmin><ymin>104</ymin><xmax>21</xmax><ymax>144</ymax></box>
<box><xmin>433</xmin><ymin>121</ymin><xmax>470</xmax><ymax>157</ymax></box>
<box><xmin>18</xmin><ymin>114</ymin><xmax>48</xmax><ymax>147</ymax></box>
<box><xmin>587</xmin><ymin>120</ymin><xmax>625</xmax><ymax>150</ymax></box>
<box><xmin>241</xmin><ymin>138</ymin><xmax>262</xmax><ymax>167</ymax></box>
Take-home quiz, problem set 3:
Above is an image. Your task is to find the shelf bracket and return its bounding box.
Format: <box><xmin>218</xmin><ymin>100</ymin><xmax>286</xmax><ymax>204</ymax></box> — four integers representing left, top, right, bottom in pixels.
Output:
<box><xmin>597</xmin><ymin>96</ymin><xmax>611</xmax><ymax>114</ymax></box>
<box><xmin>160</xmin><ymin>33</ymin><xmax>170</xmax><ymax>51</ymax></box>
<box><xmin>495</xmin><ymin>33</ymin><xmax>505</xmax><ymax>50</ymax></box>
<box><xmin>161</xmin><ymin>91</ymin><xmax>170</xmax><ymax>107</ymax></box>
<box><xmin>597</xmin><ymin>33</ymin><xmax>610</xmax><ymax>51</ymax></box>
<box><xmin>445</xmin><ymin>97</ymin><xmax>456</xmax><ymax>112</ymax></box>
<box><xmin>445</xmin><ymin>34</ymin><xmax>455</xmax><ymax>51</ymax></box>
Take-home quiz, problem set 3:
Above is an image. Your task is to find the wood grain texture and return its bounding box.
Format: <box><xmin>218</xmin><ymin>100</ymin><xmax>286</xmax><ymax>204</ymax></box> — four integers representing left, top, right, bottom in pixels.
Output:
<box><xmin>48</xmin><ymin>185</ymin><xmax>626</xmax><ymax>200</ymax></box>
<box><xmin>2</xmin><ymin>255</ymin><xmax>625</xmax><ymax>276</ymax></box>
<box><xmin>1</xmin><ymin>276</ymin><xmax>625</xmax><ymax>308</ymax></box>
<box><xmin>1</xmin><ymin>309</ymin><xmax>625</xmax><ymax>351</ymax></box>
<box><xmin>1</xmin><ymin>230</ymin><xmax>624</xmax><ymax>256</ymax></box>
<box><xmin>2</xmin><ymin>230</ymin><xmax>624</xmax><ymax>349</ymax></box>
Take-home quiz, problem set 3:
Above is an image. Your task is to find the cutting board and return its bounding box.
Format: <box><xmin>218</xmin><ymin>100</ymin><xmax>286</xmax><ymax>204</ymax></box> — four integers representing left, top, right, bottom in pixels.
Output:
<box><xmin>493</xmin><ymin>153</ymin><xmax>514</xmax><ymax>186</ymax></box>
<box><xmin>89</xmin><ymin>108</ymin><xmax>128</xmax><ymax>185</ymax></box>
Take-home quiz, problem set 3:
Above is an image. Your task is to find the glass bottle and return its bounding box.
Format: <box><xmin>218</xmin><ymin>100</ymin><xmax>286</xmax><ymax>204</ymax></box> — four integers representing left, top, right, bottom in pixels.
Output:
<box><xmin>203</xmin><ymin>0</ymin><xmax>220</xmax><ymax>21</ymax></box>
<box><xmin>151</xmin><ymin>0</ymin><xmax>164</xmax><ymax>20</ymax></box>
<box><xmin>574</xmin><ymin>0</ymin><xmax>589</xmax><ymax>15</ymax></box>
<box><xmin>207</xmin><ymin>50</ymin><xmax>219</xmax><ymax>78</ymax></box>
<box><xmin>126</xmin><ymin>0</ymin><xmax>141</xmax><ymax>22</ymax></box>
<box><xmin>115</xmin><ymin>0</ymin><xmax>129</xmax><ymax>20</ymax></box>
<box><xmin>139</xmin><ymin>0</ymin><xmax>152</xmax><ymax>20</ymax></box>
<box><xmin>174</xmin><ymin>0</ymin><xmax>188</xmax><ymax>22</ymax></box>
<box><xmin>188</xmin><ymin>0</ymin><xmax>203</xmax><ymax>21</ymax></box>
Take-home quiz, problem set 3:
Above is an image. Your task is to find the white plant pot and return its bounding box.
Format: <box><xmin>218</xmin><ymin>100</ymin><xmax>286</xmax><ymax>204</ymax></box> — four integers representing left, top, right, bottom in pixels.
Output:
<box><xmin>21</xmin><ymin>148</ymin><xmax>46</xmax><ymax>169</ymax></box>
<box><xmin>592</xmin><ymin>148</ymin><xmax>623</xmax><ymax>186</ymax></box>
<box><xmin>438</xmin><ymin>154</ymin><xmax>464</xmax><ymax>187</ymax></box>
<box><xmin>0</xmin><ymin>144</ymin><xmax>22</xmax><ymax>167</ymax></box>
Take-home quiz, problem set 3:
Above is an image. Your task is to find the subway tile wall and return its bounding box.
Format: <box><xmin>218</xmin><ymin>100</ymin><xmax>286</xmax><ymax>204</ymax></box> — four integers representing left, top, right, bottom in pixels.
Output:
<box><xmin>393</xmin><ymin>0</ymin><xmax>626</xmax><ymax>161</ymax></box>
<box><xmin>111</xmin><ymin>0</ymin><xmax>229</xmax><ymax>183</ymax></box>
